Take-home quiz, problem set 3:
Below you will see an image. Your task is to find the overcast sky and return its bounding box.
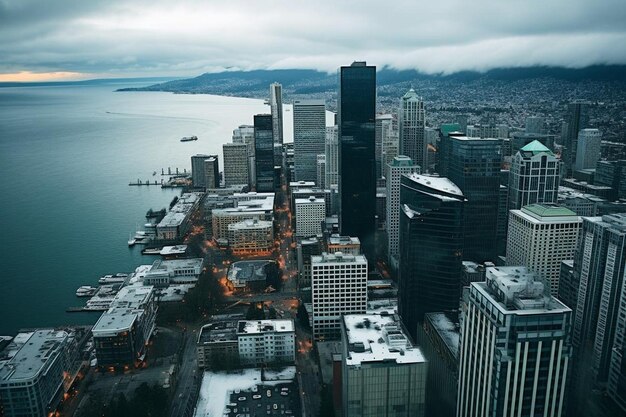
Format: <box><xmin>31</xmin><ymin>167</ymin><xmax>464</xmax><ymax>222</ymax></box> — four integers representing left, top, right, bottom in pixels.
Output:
<box><xmin>1</xmin><ymin>0</ymin><xmax>625</xmax><ymax>81</ymax></box>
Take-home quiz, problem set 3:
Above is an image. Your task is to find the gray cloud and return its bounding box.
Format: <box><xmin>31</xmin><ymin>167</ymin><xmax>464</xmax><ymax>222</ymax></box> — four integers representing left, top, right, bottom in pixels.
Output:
<box><xmin>1</xmin><ymin>0</ymin><xmax>625</xmax><ymax>78</ymax></box>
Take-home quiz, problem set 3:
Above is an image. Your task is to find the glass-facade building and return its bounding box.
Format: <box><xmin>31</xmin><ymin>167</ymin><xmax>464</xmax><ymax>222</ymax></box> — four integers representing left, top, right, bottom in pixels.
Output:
<box><xmin>443</xmin><ymin>136</ymin><xmax>501</xmax><ymax>262</ymax></box>
<box><xmin>338</xmin><ymin>62</ymin><xmax>376</xmax><ymax>261</ymax></box>
<box><xmin>398</xmin><ymin>173</ymin><xmax>464</xmax><ymax>340</ymax></box>
<box><xmin>562</xmin><ymin>100</ymin><xmax>589</xmax><ymax>177</ymax></box>
<box><xmin>254</xmin><ymin>114</ymin><xmax>275</xmax><ymax>192</ymax></box>
<box><xmin>293</xmin><ymin>99</ymin><xmax>326</xmax><ymax>182</ymax></box>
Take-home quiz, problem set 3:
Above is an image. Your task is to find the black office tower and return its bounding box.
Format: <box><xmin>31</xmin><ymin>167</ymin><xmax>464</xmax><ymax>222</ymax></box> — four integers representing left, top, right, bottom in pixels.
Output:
<box><xmin>562</xmin><ymin>100</ymin><xmax>589</xmax><ymax>177</ymax></box>
<box><xmin>443</xmin><ymin>136</ymin><xmax>501</xmax><ymax>262</ymax></box>
<box><xmin>338</xmin><ymin>62</ymin><xmax>376</xmax><ymax>261</ymax></box>
<box><xmin>254</xmin><ymin>114</ymin><xmax>275</xmax><ymax>192</ymax></box>
<box><xmin>399</xmin><ymin>173</ymin><xmax>464</xmax><ymax>340</ymax></box>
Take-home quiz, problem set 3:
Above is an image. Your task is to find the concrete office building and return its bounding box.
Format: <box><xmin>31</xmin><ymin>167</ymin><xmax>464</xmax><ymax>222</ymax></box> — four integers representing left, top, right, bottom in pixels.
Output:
<box><xmin>316</xmin><ymin>154</ymin><xmax>326</xmax><ymax>189</ymax></box>
<box><xmin>325</xmin><ymin>125</ymin><xmax>339</xmax><ymax>188</ymax></box>
<box><xmin>385</xmin><ymin>156</ymin><xmax>419</xmax><ymax>270</ymax></box>
<box><xmin>375</xmin><ymin>113</ymin><xmax>397</xmax><ymax>178</ymax></box>
<box><xmin>0</xmin><ymin>328</ymin><xmax>86</xmax><ymax>417</ymax></box>
<box><xmin>293</xmin><ymin>99</ymin><xmax>326</xmax><ymax>182</ymax></box>
<box><xmin>506</xmin><ymin>204</ymin><xmax>581</xmax><ymax>296</ymax></box>
<box><xmin>311</xmin><ymin>252</ymin><xmax>368</xmax><ymax>340</ymax></box>
<box><xmin>156</xmin><ymin>192</ymin><xmax>203</xmax><ymax>240</ymax></box>
<box><xmin>326</xmin><ymin>234</ymin><xmax>361</xmax><ymax>255</ymax></box>
<box><xmin>595</xmin><ymin>159</ymin><xmax>626</xmax><ymax>201</ymax></box>
<box><xmin>296</xmin><ymin>237</ymin><xmax>322</xmax><ymax>290</ymax></box>
<box><xmin>204</xmin><ymin>156</ymin><xmax>219</xmax><ymax>189</ymax></box>
<box><xmin>295</xmin><ymin>196</ymin><xmax>325</xmax><ymax>238</ymax></box>
<box><xmin>508</xmin><ymin>140</ymin><xmax>560</xmax><ymax>210</ymax></box>
<box><xmin>341</xmin><ymin>313</ymin><xmax>427</xmax><ymax>417</ymax></box>
<box><xmin>232</xmin><ymin>124</ymin><xmax>256</xmax><ymax>186</ymax></box>
<box><xmin>227</xmin><ymin>219</ymin><xmax>274</xmax><ymax>254</ymax></box>
<box><xmin>562</xmin><ymin>100</ymin><xmax>590</xmax><ymax>177</ymax></box>
<box><xmin>191</xmin><ymin>154</ymin><xmax>218</xmax><ymax>189</ymax></box>
<box><xmin>143</xmin><ymin>258</ymin><xmax>203</xmax><ymax>287</ymax></box>
<box><xmin>223</xmin><ymin>142</ymin><xmax>249</xmax><ymax>186</ymax></box>
<box><xmin>399</xmin><ymin>89</ymin><xmax>426</xmax><ymax>170</ymax></box>
<box><xmin>399</xmin><ymin>174</ymin><xmax>464</xmax><ymax>340</ymax></box>
<box><xmin>575</xmin><ymin>128</ymin><xmax>602</xmax><ymax>171</ymax></box>
<box><xmin>237</xmin><ymin>320</ymin><xmax>295</xmax><ymax>366</ymax></box>
<box><xmin>92</xmin><ymin>285</ymin><xmax>157</xmax><ymax>368</ymax></box>
<box><xmin>197</xmin><ymin>319</ymin><xmax>240</xmax><ymax>369</ymax></box>
<box><xmin>458</xmin><ymin>266</ymin><xmax>572</xmax><ymax>417</ymax></box>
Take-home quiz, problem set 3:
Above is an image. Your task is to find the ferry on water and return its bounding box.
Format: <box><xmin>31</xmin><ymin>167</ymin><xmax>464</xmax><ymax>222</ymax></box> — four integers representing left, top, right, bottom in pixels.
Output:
<box><xmin>180</xmin><ymin>135</ymin><xmax>198</xmax><ymax>142</ymax></box>
<box><xmin>76</xmin><ymin>286</ymin><xmax>97</xmax><ymax>297</ymax></box>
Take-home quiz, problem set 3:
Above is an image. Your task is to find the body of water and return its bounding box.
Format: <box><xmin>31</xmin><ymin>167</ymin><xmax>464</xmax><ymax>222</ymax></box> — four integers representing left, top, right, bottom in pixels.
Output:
<box><xmin>0</xmin><ymin>82</ymin><xmax>286</xmax><ymax>335</ymax></box>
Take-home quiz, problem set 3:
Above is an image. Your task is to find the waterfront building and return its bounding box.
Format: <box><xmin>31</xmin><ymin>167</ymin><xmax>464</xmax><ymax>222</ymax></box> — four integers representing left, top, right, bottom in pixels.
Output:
<box><xmin>143</xmin><ymin>258</ymin><xmax>203</xmax><ymax>287</ymax></box>
<box><xmin>210</xmin><ymin>193</ymin><xmax>274</xmax><ymax>241</ymax></box>
<box><xmin>570</xmin><ymin>214</ymin><xmax>626</xmax><ymax>405</ymax></box>
<box><xmin>295</xmin><ymin>196</ymin><xmax>325</xmax><ymax>238</ymax></box>
<box><xmin>442</xmin><ymin>136</ymin><xmax>501</xmax><ymax>262</ymax></box>
<box><xmin>294</xmin><ymin>99</ymin><xmax>326</xmax><ymax>182</ymax></box>
<box><xmin>399</xmin><ymin>174</ymin><xmax>464</xmax><ymax>340</ymax></box>
<box><xmin>399</xmin><ymin>89</ymin><xmax>426</xmax><ymax>170</ymax></box>
<box><xmin>325</xmin><ymin>126</ymin><xmax>339</xmax><ymax>188</ymax></box>
<box><xmin>237</xmin><ymin>320</ymin><xmax>295</xmax><ymax>366</ymax></box>
<box><xmin>338</xmin><ymin>62</ymin><xmax>376</xmax><ymax>261</ymax></box>
<box><xmin>227</xmin><ymin>219</ymin><xmax>274</xmax><ymax>254</ymax></box>
<box><xmin>223</xmin><ymin>142</ymin><xmax>249</xmax><ymax>186</ymax></box>
<box><xmin>574</xmin><ymin>128</ymin><xmax>602</xmax><ymax>171</ymax></box>
<box><xmin>311</xmin><ymin>252</ymin><xmax>368</xmax><ymax>340</ymax></box>
<box><xmin>156</xmin><ymin>192</ymin><xmax>203</xmax><ymax>240</ymax></box>
<box><xmin>0</xmin><ymin>328</ymin><xmax>87</xmax><ymax>417</ymax></box>
<box><xmin>269</xmin><ymin>82</ymin><xmax>283</xmax><ymax>147</ymax></box>
<box><xmin>416</xmin><ymin>312</ymin><xmax>460</xmax><ymax>417</ymax></box>
<box><xmin>386</xmin><ymin>156</ymin><xmax>419</xmax><ymax>270</ymax></box>
<box><xmin>375</xmin><ymin>113</ymin><xmax>397</xmax><ymax>178</ymax></box>
<box><xmin>316</xmin><ymin>154</ymin><xmax>326</xmax><ymax>189</ymax></box>
<box><xmin>191</xmin><ymin>154</ymin><xmax>218</xmax><ymax>189</ymax></box>
<box><xmin>508</xmin><ymin>140</ymin><xmax>560</xmax><ymax>210</ymax></box>
<box><xmin>326</xmin><ymin>234</ymin><xmax>361</xmax><ymax>255</ymax></box>
<box><xmin>341</xmin><ymin>313</ymin><xmax>427</xmax><ymax>417</ymax></box>
<box><xmin>204</xmin><ymin>155</ymin><xmax>219</xmax><ymax>189</ymax></box>
<box><xmin>92</xmin><ymin>285</ymin><xmax>157</xmax><ymax>368</ymax></box>
<box><xmin>254</xmin><ymin>114</ymin><xmax>275</xmax><ymax>192</ymax></box>
<box><xmin>563</xmin><ymin>100</ymin><xmax>590</xmax><ymax>177</ymax></box>
<box><xmin>506</xmin><ymin>204</ymin><xmax>581</xmax><ymax>296</ymax></box>
<box><xmin>197</xmin><ymin>318</ymin><xmax>240</xmax><ymax>369</ymax></box>
<box><xmin>457</xmin><ymin>266</ymin><xmax>572</xmax><ymax>417</ymax></box>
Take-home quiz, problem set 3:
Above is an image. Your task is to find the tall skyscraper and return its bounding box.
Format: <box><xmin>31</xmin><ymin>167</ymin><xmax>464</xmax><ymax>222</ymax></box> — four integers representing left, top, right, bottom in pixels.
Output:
<box><xmin>324</xmin><ymin>126</ymin><xmax>339</xmax><ymax>188</ymax></box>
<box><xmin>341</xmin><ymin>313</ymin><xmax>427</xmax><ymax>417</ymax></box>
<box><xmin>191</xmin><ymin>154</ymin><xmax>218</xmax><ymax>189</ymax></box>
<box><xmin>269</xmin><ymin>82</ymin><xmax>283</xmax><ymax>146</ymax></box>
<box><xmin>399</xmin><ymin>89</ymin><xmax>426</xmax><ymax>170</ymax></box>
<box><xmin>571</xmin><ymin>214</ymin><xmax>626</xmax><ymax>400</ymax></box>
<box><xmin>223</xmin><ymin>142</ymin><xmax>249</xmax><ymax>186</ymax></box>
<box><xmin>311</xmin><ymin>252</ymin><xmax>368</xmax><ymax>340</ymax></box>
<box><xmin>204</xmin><ymin>156</ymin><xmax>219</xmax><ymax>189</ymax></box>
<box><xmin>316</xmin><ymin>154</ymin><xmax>326</xmax><ymax>189</ymax></box>
<box><xmin>293</xmin><ymin>99</ymin><xmax>326</xmax><ymax>182</ymax></box>
<box><xmin>253</xmin><ymin>114</ymin><xmax>274</xmax><ymax>192</ymax></box>
<box><xmin>375</xmin><ymin>114</ymin><xmax>396</xmax><ymax>178</ymax></box>
<box><xmin>232</xmin><ymin>124</ymin><xmax>255</xmax><ymax>186</ymax></box>
<box><xmin>399</xmin><ymin>173</ymin><xmax>464</xmax><ymax>339</ymax></box>
<box><xmin>508</xmin><ymin>140</ymin><xmax>560</xmax><ymax>210</ymax></box>
<box><xmin>506</xmin><ymin>204</ymin><xmax>581</xmax><ymax>296</ymax></box>
<box><xmin>563</xmin><ymin>100</ymin><xmax>590</xmax><ymax>177</ymax></box>
<box><xmin>458</xmin><ymin>266</ymin><xmax>572</xmax><ymax>417</ymax></box>
<box><xmin>338</xmin><ymin>62</ymin><xmax>376</xmax><ymax>260</ymax></box>
<box><xmin>386</xmin><ymin>156</ymin><xmax>419</xmax><ymax>270</ymax></box>
<box><xmin>574</xmin><ymin>128</ymin><xmax>602</xmax><ymax>171</ymax></box>
<box><xmin>442</xmin><ymin>136</ymin><xmax>502</xmax><ymax>262</ymax></box>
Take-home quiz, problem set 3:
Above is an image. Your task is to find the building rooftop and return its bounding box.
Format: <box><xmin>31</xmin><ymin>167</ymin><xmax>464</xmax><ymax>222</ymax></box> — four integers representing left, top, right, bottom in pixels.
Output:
<box><xmin>228</xmin><ymin>219</ymin><xmax>273</xmax><ymax>231</ymax></box>
<box><xmin>404</xmin><ymin>173</ymin><xmax>463</xmax><ymax>197</ymax></box>
<box><xmin>424</xmin><ymin>312</ymin><xmax>460</xmax><ymax>360</ymax></box>
<box><xmin>146</xmin><ymin>258</ymin><xmax>203</xmax><ymax>275</ymax></box>
<box><xmin>390</xmin><ymin>155</ymin><xmax>415</xmax><ymax>167</ymax></box>
<box><xmin>198</xmin><ymin>320</ymin><xmax>238</xmax><ymax>345</ymax></box>
<box><xmin>311</xmin><ymin>252</ymin><xmax>367</xmax><ymax>264</ymax></box>
<box><xmin>327</xmin><ymin>234</ymin><xmax>360</xmax><ymax>246</ymax></box>
<box><xmin>518</xmin><ymin>204</ymin><xmax>580</xmax><ymax>222</ymax></box>
<box><xmin>92</xmin><ymin>285</ymin><xmax>154</xmax><ymax>335</ymax></box>
<box><xmin>343</xmin><ymin>314</ymin><xmax>425</xmax><ymax>366</ymax></box>
<box><xmin>237</xmin><ymin>320</ymin><xmax>294</xmax><ymax>335</ymax></box>
<box><xmin>520</xmin><ymin>140</ymin><xmax>553</xmax><ymax>155</ymax></box>
<box><xmin>0</xmin><ymin>329</ymin><xmax>68</xmax><ymax>382</ymax></box>
<box><xmin>157</xmin><ymin>192</ymin><xmax>202</xmax><ymax>228</ymax></box>
<box><xmin>295</xmin><ymin>197</ymin><xmax>325</xmax><ymax>205</ymax></box>
<box><xmin>227</xmin><ymin>260</ymin><xmax>274</xmax><ymax>284</ymax></box>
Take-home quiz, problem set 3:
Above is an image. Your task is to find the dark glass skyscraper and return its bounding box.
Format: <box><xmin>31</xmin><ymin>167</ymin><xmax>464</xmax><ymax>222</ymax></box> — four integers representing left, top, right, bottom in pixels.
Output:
<box><xmin>338</xmin><ymin>62</ymin><xmax>376</xmax><ymax>260</ymax></box>
<box><xmin>563</xmin><ymin>100</ymin><xmax>589</xmax><ymax>177</ymax></box>
<box><xmin>399</xmin><ymin>173</ymin><xmax>464</xmax><ymax>340</ymax></box>
<box><xmin>254</xmin><ymin>114</ymin><xmax>275</xmax><ymax>192</ymax></box>
<box><xmin>443</xmin><ymin>136</ymin><xmax>502</xmax><ymax>262</ymax></box>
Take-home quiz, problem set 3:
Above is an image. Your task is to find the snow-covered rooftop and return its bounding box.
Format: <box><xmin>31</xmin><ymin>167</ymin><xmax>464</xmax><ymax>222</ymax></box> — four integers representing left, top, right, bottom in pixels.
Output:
<box><xmin>343</xmin><ymin>314</ymin><xmax>425</xmax><ymax>366</ymax></box>
<box><xmin>237</xmin><ymin>320</ymin><xmax>294</xmax><ymax>335</ymax></box>
<box><xmin>405</xmin><ymin>173</ymin><xmax>463</xmax><ymax>197</ymax></box>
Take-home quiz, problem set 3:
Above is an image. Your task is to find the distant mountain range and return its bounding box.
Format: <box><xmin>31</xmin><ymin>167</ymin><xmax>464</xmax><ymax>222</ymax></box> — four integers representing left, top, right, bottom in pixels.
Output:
<box><xmin>114</xmin><ymin>65</ymin><xmax>626</xmax><ymax>98</ymax></box>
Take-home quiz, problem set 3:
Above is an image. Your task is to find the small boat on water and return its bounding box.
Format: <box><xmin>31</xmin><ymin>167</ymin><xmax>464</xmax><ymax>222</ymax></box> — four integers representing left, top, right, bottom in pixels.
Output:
<box><xmin>98</xmin><ymin>273</ymin><xmax>128</xmax><ymax>284</ymax></box>
<box><xmin>128</xmin><ymin>234</ymin><xmax>136</xmax><ymax>246</ymax></box>
<box><xmin>76</xmin><ymin>286</ymin><xmax>97</xmax><ymax>297</ymax></box>
<box><xmin>180</xmin><ymin>136</ymin><xmax>198</xmax><ymax>142</ymax></box>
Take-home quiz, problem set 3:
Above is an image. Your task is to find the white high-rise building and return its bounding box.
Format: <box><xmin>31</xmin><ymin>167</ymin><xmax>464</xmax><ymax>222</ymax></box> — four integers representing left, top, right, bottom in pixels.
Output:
<box><xmin>341</xmin><ymin>314</ymin><xmax>427</xmax><ymax>417</ymax></box>
<box><xmin>293</xmin><ymin>100</ymin><xmax>326</xmax><ymax>182</ymax></box>
<box><xmin>458</xmin><ymin>266</ymin><xmax>572</xmax><ymax>417</ymax></box>
<box><xmin>316</xmin><ymin>154</ymin><xmax>326</xmax><ymax>189</ymax></box>
<box><xmin>223</xmin><ymin>142</ymin><xmax>249</xmax><ymax>186</ymax></box>
<box><xmin>574</xmin><ymin>128</ymin><xmax>602</xmax><ymax>171</ymax></box>
<box><xmin>375</xmin><ymin>114</ymin><xmax>396</xmax><ymax>178</ymax></box>
<box><xmin>508</xmin><ymin>140</ymin><xmax>561</xmax><ymax>210</ymax></box>
<box><xmin>399</xmin><ymin>89</ymin><xmax>426</xmax><ymax>170</ymax></box>
<box><xmin>325</xmin><ymin>126</ymin><xmax>339</xmax><ymax>187</ymax></box>
<box><xmin>237</xmin><ymin>319</ymin><xmax>295</xmax><ymax>366</ymax></box>
<box><xmin>311</xmin><ymin>252</ymin><xmax>368</xmax><ymax>340</ymax></box>
<box><xmin>506</xmin><ymin>204</ymin><xmax>581</xmax><ymax>296</ymax></box>
<box><xmin>269</xmin><ymin>83</ymin><xmax>283</xmax><ymax>146</ymax></box>
<box><xmin>295</xmin><ymin>196</ymin><xmax>325</xmax><ymax>238</ymax></box>
<box><xmin>386</xmin><ymin>156</ymin><xmax>419</xmax><ymax>269</ymax></box>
